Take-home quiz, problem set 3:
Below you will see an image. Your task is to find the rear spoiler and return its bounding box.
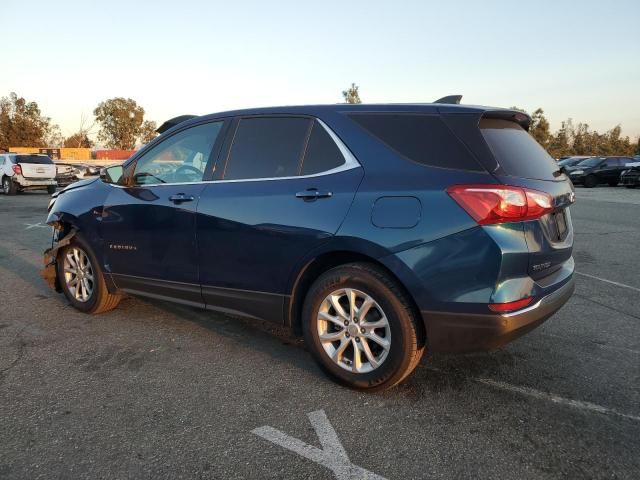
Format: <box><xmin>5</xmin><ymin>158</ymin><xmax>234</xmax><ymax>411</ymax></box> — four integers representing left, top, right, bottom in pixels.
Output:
<box><xmin>434</xmin><ymin>96</ymin><xmax>531</xmax><ymax>131</ymax></box>
<box><xmin>156</xmin><ymin>115</ymin><xmax>197</xmax><ymax>134</ymax></box>
<box><xmin>481</xmin><ymin>109</ymin><xmax>532</xmax><ymax>131</ymax></box>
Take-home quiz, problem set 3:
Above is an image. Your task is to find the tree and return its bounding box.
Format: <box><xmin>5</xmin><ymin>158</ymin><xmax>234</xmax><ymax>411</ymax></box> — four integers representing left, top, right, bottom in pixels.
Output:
<box><xmin>342</xmin><ymin>83</ymin><xmax>362</xmax><ymax>104</ymax></box>
<box><xmin>64</xmin><ymin>132</ymin><xmax>93</xmax><ymax>148</ymax></box>
<box><xmin>0</xmin><ymin>92</ymin><xmax>58</xmax><ymax>148</ymax></box>
<box><xmin>529</xmin><ymin>108</ymin><xmax>551</xmax><ymax>148</ymax></box>
<box><xmin>139</xmin><ymin>120</ymin><xmax>158</xmax><ymax>144</ymax></box>
<box><xmin>547</xmin><ymin>120</ymin><xmax>572</xmax><ymax>159</ymax></box>
<box><xmin>93</xmin><ymin>97</ymin><xmax>145</xmax><ymax>149</ymax></box>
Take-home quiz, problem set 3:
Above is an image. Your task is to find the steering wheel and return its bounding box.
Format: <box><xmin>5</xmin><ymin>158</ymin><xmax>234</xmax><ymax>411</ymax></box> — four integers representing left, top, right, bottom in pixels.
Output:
<box><xmin>174</xmin><ymin>164</ymin><xmax>203</xmax><ymax>181</ymax></box>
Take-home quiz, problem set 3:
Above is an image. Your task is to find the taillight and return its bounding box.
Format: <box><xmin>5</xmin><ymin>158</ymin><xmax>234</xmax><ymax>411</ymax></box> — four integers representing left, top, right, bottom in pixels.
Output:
<box><xmin>12</xmin><ymin>164</ymin><xmax>22</xmax><ymax>175</ymax></box>
<box><xmin>488</xmin><ymin>297</ymin><xmax>534</xmax><ymax>313</ymax></box>
<box><xmin>447</xmin><ymin>184</ymin><xmax>553</xmax><ymax>225</ymax></box>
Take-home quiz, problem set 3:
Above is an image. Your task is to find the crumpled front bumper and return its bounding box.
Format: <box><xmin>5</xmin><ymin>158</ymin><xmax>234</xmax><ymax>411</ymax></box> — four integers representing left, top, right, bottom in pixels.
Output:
<box><xmin>40</xmin><ymin>228</ymin><xmax>76</xmax><ymax>292</ymax></box>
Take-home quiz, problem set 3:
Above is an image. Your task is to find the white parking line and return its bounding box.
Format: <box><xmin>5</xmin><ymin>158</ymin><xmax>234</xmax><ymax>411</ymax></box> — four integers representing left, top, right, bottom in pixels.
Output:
<box><xmin>576</xmin><ymin>271</ymin><xmax>640</xmax><ymax>293</ymax></box>
<box><xmin>252</xmin><ymin>410</ymin><xmax>386</xmax><ymax>480</ymax></box>
<box><xmin>475</xmin><ymin>378</ymin><xmax>640</xmax><ymax>422</ymax></box>
<box><xmin>24</xmin><ymin>222</ymin><xmax>49</xmax><ymax>230</ymax></box>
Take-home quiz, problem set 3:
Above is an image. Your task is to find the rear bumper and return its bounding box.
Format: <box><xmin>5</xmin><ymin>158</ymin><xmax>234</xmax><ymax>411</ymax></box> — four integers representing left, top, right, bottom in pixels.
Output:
<box><xmin>423</xmin><ymin>276</ymin><xmax>575</xmax><ymax>353</ymax></box>
<box><xmin>15</xmin><ymin>175</ymin><xmax>57</xmax><ymax>188</ymax></box>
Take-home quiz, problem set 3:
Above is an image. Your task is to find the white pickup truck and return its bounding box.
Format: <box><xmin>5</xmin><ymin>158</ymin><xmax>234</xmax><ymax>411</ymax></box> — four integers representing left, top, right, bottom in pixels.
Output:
<box><xmin>0</xmin><ymin>153</ymin><xmax>58</xmax><ymax>195</ymax></box>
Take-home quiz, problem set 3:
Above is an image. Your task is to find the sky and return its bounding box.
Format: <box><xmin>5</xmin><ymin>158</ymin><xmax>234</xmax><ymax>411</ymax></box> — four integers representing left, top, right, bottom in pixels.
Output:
<box><xmin>2</xmin><ymin>0</ymin><xmax>639</xmax><ymax>140</ymax></box>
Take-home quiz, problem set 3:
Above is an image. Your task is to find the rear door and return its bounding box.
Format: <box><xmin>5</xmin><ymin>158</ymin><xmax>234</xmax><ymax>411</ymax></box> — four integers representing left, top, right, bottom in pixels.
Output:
<box><xmin>196</xmin><ymin>116</ymin><xmax>363</xmax><ymax>322</ymax></box>
<box><xmin>16</xmin><ymin>155</ymin><xmax>57</xmax><ymax>179</ymax></box>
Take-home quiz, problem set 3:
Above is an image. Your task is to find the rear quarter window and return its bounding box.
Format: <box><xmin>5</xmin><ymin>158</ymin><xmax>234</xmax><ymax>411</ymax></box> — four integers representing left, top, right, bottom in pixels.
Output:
<box><xmin>348</xmin><ymin>113</ymin><xmax>483</xmax><ymax>171</ymax></box>
<box><xmin>480</xmin><ymin>119</ymin><xmax>560</xmax><ymax>180</ymax></box>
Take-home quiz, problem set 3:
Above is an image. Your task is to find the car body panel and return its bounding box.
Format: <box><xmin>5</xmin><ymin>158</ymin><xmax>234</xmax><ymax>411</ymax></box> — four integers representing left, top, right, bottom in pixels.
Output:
<box><xmin>44</xmin><ymin>103</ymin><xmax>575</xmax><ymax>354</ymax></box>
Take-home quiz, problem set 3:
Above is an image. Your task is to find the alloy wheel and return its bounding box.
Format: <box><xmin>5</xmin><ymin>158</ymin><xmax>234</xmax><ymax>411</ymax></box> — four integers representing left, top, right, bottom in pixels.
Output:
<box><xmin>317</xmin><ymin>288</ymin><xmax>391</xmax><ymax>373</ymax></box>
<box><xmin>63</xmin><ymin>247</ymin><xmax>95</xmax><ymax>302</ymax></box>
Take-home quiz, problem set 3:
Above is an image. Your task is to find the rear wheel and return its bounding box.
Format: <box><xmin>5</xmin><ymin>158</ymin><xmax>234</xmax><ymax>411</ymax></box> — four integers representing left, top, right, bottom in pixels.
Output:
<box><xmin>584</xmin><ymin>175</ymin><xmax>598</xmax><ymax>188</ymax></box>
<box><xmin>47</xmin><ymin>185</ymin><xmax>56</xmax><ymax>194</ymax></box>
<box><xmin>625</xmin><ymin>185</ymin><xmax>637</xmax><ymax>189</ymax></box>
<box><xmin>56</xmin><ymin>237</ymin><xmax>121</xmax><ymax>314</ymax></box>
<box><xmin>302</xmin><ymin>263</ymin><xmax>424</xmax><ymax>391</ymax></box>
<box><xmin>2</xmin><ymin>176</ymin><xmax>17</xmax><ymax>195</ymax></box>
<box><xmin>608</xmin><ymin>180</ymin><xmax>618</xmax><ymax>187</ymax></box>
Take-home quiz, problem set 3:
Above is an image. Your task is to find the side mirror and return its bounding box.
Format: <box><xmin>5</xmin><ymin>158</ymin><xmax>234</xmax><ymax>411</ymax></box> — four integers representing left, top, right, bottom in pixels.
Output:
<box><xmin>100</xmin><ymin>165</ymin><xmax>124</xmax><ymax>184</ymax></box>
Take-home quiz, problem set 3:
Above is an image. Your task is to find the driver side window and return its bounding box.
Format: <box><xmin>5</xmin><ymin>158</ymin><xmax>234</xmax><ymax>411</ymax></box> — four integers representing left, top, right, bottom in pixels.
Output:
<box><xmin>133</xmin><ymin>122</ymin><xmax>223</xmax><ymax>185</ymax></box>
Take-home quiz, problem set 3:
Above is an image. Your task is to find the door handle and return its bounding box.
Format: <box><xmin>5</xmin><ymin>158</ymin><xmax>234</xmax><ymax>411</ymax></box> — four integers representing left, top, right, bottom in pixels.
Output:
<box><xmin>169</xmin><ymin>193</ymin><xmax>195</xmax><ymax>204</ymax></box>
<box><xmin>295</xmin><ymin>189</ymin><xmax>333</xmax><ymax>200</ymax></box>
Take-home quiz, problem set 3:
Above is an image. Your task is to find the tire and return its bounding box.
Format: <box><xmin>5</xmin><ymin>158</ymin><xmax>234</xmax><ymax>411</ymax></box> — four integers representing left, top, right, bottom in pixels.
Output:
<box><xmin>608</xmin><ymin>180</ymin><xmax>618</xmax><ymax>187</ymax></box>
<box><xmin>584</xmin><ymin>175</ymin><xmax>598</xmax><ymax>188</ymax></box>
<box><xmin>56</xmin><ymin>236</ymin><xmax>121</xmax><ymax>314</ymax></box>
<box><xmin>625</xmin><ymin>185</ymin><xmax>637</xmax><ymax>189</ymax></box>
<box><xmin>302</xmin><ymin>263</ymin><xmax>425</xmax><ymax>391</ymax></box>
<box><xmin>2</xmin><ymin>176</ymin><xmax>17</xmax><ymax>195</ymax></box>
<box><xmin>47</xmin><ymin>185</ymin><xmax>57</xmax><ymax>194</ymax></box>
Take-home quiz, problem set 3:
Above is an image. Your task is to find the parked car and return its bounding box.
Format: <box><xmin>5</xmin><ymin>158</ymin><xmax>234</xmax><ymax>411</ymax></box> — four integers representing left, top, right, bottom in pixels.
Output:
<box><xmin>75</xmin><ymin>163</ymin><xmax>102</xmax><ymax>179</ymax></box>
<box><xmin>565</xmin><ymin>156</ymin><xmax>635</xmax><ymax>187</ymax></box>
<box><xmin>621</xmin><ymin>161</ymin><xmax>640</xmax><ymax>188</ymax></box>
<box><xmin>43</xmin><ymin>100</ymin><xmax>575</xmax><ymax>391</ymax></box>
<box><xmin>56</xmin><ymin>163</ymin><xmax>78</xmax><ymax>187</ymax></box>
<box><xmin>558</xmin><ymin>156</ymin><xmax>592</xmax><ymax>172</ymax></box>
<box><xmin>1</xmin><ymin>153</ymin><xmax>57</xmax><ymax>195</ymax></box>
<box><xmin>56</xmin><ymin>163</ymin><xmax>103</xmax><ymax>187</ymax></box>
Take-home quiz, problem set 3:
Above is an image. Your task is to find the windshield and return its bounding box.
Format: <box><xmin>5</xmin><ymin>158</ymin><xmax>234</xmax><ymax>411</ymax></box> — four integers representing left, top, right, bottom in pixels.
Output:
<box><xmin>577</xmin><ymin>157</ymin><xmax>603</xmax><ymax>167</ymax></box>
<box><xmin>559</xmin><ymin>158</ymin><xmax>582</xmax><ymax>166</ymax></box>
<box><xmin>16</xmin><ymin>155</ymin><xmax>54</xmax><ymax>165</ymax></box>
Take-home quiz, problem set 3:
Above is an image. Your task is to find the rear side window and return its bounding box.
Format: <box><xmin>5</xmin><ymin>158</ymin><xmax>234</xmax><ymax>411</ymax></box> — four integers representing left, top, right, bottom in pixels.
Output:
<box><xmin>224</xmin><ymin>117</ymin><xmax>310</xmax><ymax>180</ymax></box>
<box><xmin>480</xmin><ymin>119</ymin><xmax>559</xmax><ymax>180</ymax></box>
<box><xmin>16</xmin><ymin>155</ymin><xmax>53</xmax><ymax>165</ymax></box>
<box><xmin>349</xmin><ymin>114</ymin><xmax>482</xmax><ymax>171</ymax></box>
<box><xmin>301</xmin><ymin>121</ymin><xmax>345</xmax><ymax>175</ymax></box>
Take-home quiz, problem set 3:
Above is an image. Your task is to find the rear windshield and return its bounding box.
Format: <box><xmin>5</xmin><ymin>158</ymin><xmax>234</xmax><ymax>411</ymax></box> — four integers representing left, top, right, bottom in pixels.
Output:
<box><xmin>480</xmin><ymin>119</ymin><xmax>560</xmax><ymax>180</ymax></box>
<box><xmin>16</xmin><ymin>155</ymin><xmax>54</xmax><ymax>165</ymax></box>
<box><xmin>349</xmin><ymin>113</ymin><xmax>483</xmax><ymax>171</ymax></box>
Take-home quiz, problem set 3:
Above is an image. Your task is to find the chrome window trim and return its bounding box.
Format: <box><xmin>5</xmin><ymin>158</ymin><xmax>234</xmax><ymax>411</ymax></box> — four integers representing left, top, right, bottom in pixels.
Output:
<box><xmin>118</xmin><ymin>118</ymin><xmax>360</xmax><ymax>188</ymax></box>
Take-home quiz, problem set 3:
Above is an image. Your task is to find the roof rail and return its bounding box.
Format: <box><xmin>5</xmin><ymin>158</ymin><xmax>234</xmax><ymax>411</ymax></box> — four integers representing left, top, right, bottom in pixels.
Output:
<box><xmin>156</xmin><ymin>115</ymin><xmax>197</xmax><ymax>134</ymax></box>
<box><xmin>434</xmin><ymin>95</ymin><xmax>462</xmax><ymax>105</ymax></box>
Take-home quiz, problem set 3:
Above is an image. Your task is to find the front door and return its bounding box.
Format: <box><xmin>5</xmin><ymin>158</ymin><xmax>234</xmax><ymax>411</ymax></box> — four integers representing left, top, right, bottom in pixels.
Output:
<box><xmin>101</xmin><ymin>120</ymin><xmax>227</xmax><ymax>306</ymax></box>
<box><xmin>196</xmin><ymin>116</ymin><xmax>364</xmax><ymax>322</ymax></box>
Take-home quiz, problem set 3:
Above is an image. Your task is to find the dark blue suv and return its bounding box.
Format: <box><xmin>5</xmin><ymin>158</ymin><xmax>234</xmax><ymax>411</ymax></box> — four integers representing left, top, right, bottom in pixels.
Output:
<box><xmin>43</xmin><ymin>99</ymin><xmax>575</xmax><ymax>391</ymax></box>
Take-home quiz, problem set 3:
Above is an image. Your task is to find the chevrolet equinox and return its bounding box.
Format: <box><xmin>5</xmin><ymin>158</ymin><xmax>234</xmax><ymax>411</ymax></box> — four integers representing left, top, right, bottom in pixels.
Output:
<box><xmin>43</xmin><ymin>97</ymin><xmax>575</xmax><ymax>391</ymax></box>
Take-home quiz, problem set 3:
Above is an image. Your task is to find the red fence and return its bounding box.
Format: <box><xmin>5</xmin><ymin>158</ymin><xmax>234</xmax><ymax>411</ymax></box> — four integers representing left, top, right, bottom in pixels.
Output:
<box><xmin>95</xmin><ymin>150</ymin><xmax>136</xmax><ymax>161</ymax></box>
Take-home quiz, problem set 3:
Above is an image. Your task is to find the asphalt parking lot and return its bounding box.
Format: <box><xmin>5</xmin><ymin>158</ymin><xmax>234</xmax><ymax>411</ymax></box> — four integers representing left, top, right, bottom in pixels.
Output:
<box><xmin>0</xmin><ymin>187</ymin><xmax>638</xmax><ymax>479</ymax></box>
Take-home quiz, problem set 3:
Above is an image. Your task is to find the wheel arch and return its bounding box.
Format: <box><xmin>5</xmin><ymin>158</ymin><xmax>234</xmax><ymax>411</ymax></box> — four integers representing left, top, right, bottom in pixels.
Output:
<box><xmin>286</xmin><ymin>250</ymin><xmax>425</xmax><ymax>345</ymax></box>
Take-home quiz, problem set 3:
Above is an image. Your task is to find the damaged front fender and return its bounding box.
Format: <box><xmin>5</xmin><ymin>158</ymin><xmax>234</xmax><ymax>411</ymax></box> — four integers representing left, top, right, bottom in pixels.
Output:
<box><xmin>40</xmin><ymin>227</ymin><xmax>77</xmax><ymax>292</ymax></box>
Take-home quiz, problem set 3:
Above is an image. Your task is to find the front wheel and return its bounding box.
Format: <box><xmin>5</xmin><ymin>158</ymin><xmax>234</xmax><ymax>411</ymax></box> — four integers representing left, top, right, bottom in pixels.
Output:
<box><xmin>302</xmin><ymin>263</ymin><xmax>425</xmax><ymax>391</ymax></box>
<box><xmin>47</xmin><ymin>185</ymin><xmax>57</xmax><ymax>194</ymax></box>
<box><xmin>56</xmin><ymin>237</ymin><xmax>121</xmax><ymax>314</ymax></box>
